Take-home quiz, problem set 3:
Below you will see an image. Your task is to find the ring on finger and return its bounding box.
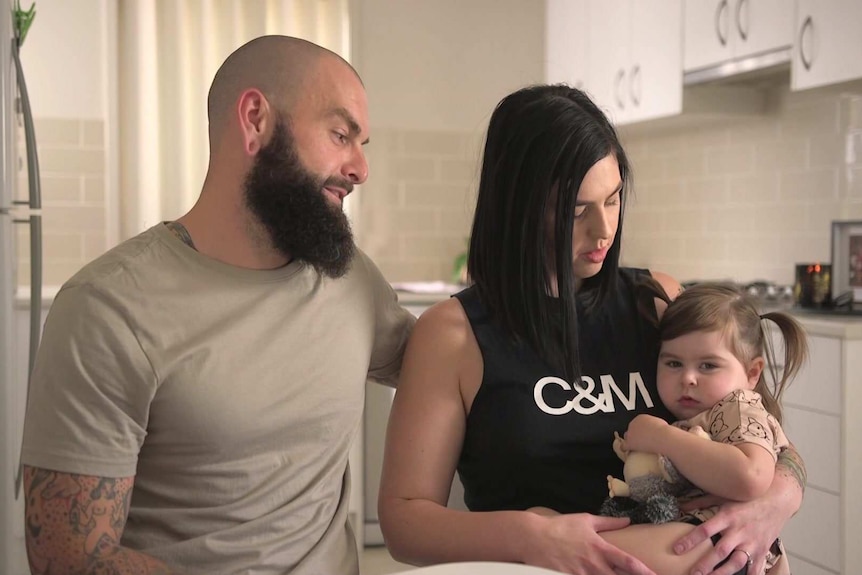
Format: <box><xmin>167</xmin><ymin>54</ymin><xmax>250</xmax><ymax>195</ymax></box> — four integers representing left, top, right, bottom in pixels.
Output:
<box><xmin>738</xmin><ymin>549</ymin><xmax>753</xmax><ymax>566</ymax></box>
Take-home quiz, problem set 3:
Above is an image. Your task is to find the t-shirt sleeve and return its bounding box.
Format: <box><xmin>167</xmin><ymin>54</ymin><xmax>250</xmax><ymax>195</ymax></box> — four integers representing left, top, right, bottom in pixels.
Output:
<box><xmin>21</xmin><ymin>283</ymin><xmax>157</xmax><ymax>478</ymax></box>
<box><xmin>357</xmin><ymin>252</ymin><xmax>416</xmax><ymax>386</ymax></box>
<box><xmin>704</xmin><ymin>389</ymin><xmax>786</xmax><ymax>462</ymax></box>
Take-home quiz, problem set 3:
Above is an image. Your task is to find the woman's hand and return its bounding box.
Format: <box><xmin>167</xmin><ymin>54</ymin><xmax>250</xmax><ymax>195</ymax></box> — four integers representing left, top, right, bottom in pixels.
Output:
<box><xmin>673</xmin><ymin>446</ymin><xmax>804</xmax><ymax>575</ymax></box>
<box><xmin>621</xmin><ymin>414</ymin><xmax>670</xmax><ymax>453</ymax></box>
<box><xmin>673</xmin><ymin>491</ymin><xmax>794</xmax><ymax>574</ymax></box>
<box><xmin>521</xmin><ymin>513</ymin><xmax>657</xmax><ymax>575</ymax></box>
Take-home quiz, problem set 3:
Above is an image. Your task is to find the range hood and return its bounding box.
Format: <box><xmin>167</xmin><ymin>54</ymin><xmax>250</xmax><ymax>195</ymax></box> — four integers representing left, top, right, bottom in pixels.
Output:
<box><xmin>618</xmin><ymin>49</ymin><xmax>792</xmax><ymax>137</ymax></box>
<box><xmin>683</xmin><ymin>48</ymin><xmax>792</xmax><ymax>86</ymax></box>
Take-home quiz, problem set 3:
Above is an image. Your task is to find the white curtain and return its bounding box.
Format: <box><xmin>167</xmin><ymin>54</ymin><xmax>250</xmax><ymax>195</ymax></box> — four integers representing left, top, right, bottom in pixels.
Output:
<box><xmin>118</xmin><ymin>0</ymin><xmax>351</xmax><ymax>239</ymax></box>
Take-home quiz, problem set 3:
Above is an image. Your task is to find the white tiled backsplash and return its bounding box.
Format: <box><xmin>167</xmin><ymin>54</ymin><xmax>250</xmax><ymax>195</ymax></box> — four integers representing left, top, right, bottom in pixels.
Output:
<box><xmin>621</xmin><ymin>80</ymin><xmax>862</xmax><ymax>286</ymax></box>
<box><xmin>16</xmin><ymin>118</ymin><xmax>108</xmax><ymax>288</ymax></box>
<box><xmin>359</xmin><ymin>81</ymin><xmax>862</xmax><ymax>287</ymax></box>
<box><xmin>356</xmin><ymin>128</ymin><xmax>484</xmax><ymax>283</ymax></box>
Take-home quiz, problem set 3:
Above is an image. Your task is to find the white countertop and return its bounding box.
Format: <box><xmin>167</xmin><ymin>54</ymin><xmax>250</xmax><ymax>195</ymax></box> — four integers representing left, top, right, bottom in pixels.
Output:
<box><xmin>393</xmin><ymin>282</ymin><xmax>462</xmax><ymax>307</ymax></box>
<box><xmin>13</xmin><ymin>285</ymin><xmax>59</xmax><ymax>309</ymax></box>
<box><xmin>790</xmin><ymin>310</ymin><xmax>862</xmax><ymax>340</ymax></box>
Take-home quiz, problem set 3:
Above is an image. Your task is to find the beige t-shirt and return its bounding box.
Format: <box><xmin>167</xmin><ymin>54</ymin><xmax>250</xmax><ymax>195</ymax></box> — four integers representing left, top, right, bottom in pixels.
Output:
<box><xmin>673</xmin><ymin>389</ymin><xmax>790</xmax><ymax>547</ymax></box>
<box><xmin>22</xmin><ymin>223</ymin><xmax>415</xmax><ymax>574</ymax></box>
<box><xmin>680</xmin><ymin>388</ymin><xmax>789</xmax><ymax>462</ymax></box>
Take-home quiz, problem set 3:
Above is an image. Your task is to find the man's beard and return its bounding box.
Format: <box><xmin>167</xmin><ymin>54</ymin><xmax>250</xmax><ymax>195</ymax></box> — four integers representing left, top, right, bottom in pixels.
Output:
<box><xmin>244</xmin><ymin>117</ymin><xmax>355</xmax><ymax>278</ymax></box>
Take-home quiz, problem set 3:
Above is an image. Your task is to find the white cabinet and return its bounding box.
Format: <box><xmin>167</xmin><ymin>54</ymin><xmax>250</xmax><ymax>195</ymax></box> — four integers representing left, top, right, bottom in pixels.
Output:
<box><xmin>545</xmin><ymin>0</ymin><xmax>589</xmax><ymax>90</ymax></box>
<box><xmin>684</xmin><ymin>0</ymin><xmax>793</xmax><ymax>72</ymax></box>
<box><xmin>586</xmin><ymin>0</ymin><xmax>682</xmax><ymax>125</ymax></box>
<box><xmin>792</xmin><ymin>0</ymin><xmax>862</xmax><ymax>91</ymax></box>
<box><xmin>780</xmin><ymin>319</ymin><xmax>862</xmax><ymax>575</ymax></box>
<box><xmin>684</xmin><ymin>0</ymin><xmax>734</xmax><ymax>69</ymax></box>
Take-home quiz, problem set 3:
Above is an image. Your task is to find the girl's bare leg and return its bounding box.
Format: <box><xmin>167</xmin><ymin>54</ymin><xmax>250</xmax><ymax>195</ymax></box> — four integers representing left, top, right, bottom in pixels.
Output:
<box><xmin>525</xmin><ymin>508</ymin><xmax>716</xmax><ymax>575</ymax></box>
<box><xmin>601</xmin><ymin>522</ymin><xmax>714</xmax><ymax>575</ymax></box>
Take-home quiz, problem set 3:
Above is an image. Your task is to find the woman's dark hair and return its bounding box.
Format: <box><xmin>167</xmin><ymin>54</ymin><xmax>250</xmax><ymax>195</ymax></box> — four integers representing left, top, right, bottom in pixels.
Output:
<box><xmin>467</xmin><ymin>84</ymin><xmax>631</xmax><ymax>383</ymax></box>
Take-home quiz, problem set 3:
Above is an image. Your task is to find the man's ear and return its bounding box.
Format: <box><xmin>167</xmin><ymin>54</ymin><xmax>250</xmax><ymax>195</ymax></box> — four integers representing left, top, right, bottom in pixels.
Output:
<box><xmin>236</xmin><ymin>88</ymin><xmax>271</xmax><ymax>156</ymax></box>
<box><xmin>747</xmin><ymin>356</ymin><xmax>765</xmax><ymax>389</ymax></box>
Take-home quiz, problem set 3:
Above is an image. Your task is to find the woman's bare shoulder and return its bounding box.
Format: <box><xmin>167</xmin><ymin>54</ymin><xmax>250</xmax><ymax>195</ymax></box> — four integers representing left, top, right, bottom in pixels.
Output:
<box><xmin>410</xmin><ymin>296</ymin><xmax>473</xmax><ymax>348</ymax></box>
<box><xmin>648</xmin><ymin>270</ymin><xmax>683</xmax><ymax>319</ymax></box>
<box><xmin>650</xmin><ymin>270</ymin><xmax>683</xmax><ymax>301</ymax></box>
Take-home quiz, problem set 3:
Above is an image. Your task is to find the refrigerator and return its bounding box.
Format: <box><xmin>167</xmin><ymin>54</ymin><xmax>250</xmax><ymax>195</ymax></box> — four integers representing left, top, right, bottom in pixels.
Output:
<box><xmin>1</xmin><ymin>2</ymin><xmax>42</xmax><ymax>574</ymax></box>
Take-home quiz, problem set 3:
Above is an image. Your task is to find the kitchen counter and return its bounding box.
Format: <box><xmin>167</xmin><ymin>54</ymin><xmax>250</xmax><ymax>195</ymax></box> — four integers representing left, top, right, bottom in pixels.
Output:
<box><xmin>13</xmin><ymin>286</ymin><xmax>58</xmax><ymax>309</ymax></box>
<box><xmin>393</xmin><ymin>281</ymin><xmax>462</xmax><ymax>309</ymax></box>
<box><xmin>789</xmin><ymin>309</ymin><xmax>862</xmax><ymax>339</ymax></box>
<box><xmin>395</xmin><ymin>290</ymin><xmax>455</xmax><ymax>308</ymax></box>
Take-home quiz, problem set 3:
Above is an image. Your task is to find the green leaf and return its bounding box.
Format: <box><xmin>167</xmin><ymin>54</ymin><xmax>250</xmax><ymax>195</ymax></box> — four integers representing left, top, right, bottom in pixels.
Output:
<box><xmin>12</xmin><ymin>1</ymin><xmax>37</xmax><ymax>47</ymax></box>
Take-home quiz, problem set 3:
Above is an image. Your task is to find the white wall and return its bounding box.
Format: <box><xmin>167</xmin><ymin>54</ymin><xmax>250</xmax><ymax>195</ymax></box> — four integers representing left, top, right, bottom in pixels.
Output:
<box><xmin>355</xmin><ymin>0</ymin><xmax>545</xmax><ymax>133</ymax></box>
<box><xmin>19</xmin><ymin>0</ymin><xmax>110</xmax><ymax>120</ymax></box>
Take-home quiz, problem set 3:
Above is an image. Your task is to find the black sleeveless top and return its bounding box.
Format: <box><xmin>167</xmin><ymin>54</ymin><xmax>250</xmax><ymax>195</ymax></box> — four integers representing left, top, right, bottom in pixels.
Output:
<box><xmin>454</xmin><ymin>268</ymin><xmax>673</xmax><ymax>514</ymax></box>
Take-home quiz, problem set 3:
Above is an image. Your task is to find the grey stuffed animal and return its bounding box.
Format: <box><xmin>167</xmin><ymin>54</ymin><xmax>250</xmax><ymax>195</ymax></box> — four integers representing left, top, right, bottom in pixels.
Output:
<box><xmin>600</xmin><ymin>426</ymin><xmax>711</xmax><ymax>524</ymax></box>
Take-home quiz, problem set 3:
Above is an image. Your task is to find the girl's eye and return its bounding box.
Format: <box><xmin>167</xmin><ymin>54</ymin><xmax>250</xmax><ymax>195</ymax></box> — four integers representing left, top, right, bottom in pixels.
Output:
<box><xmin>665</xmin><ymin>360</ymin><xmax>682</xmax><ymax>368</ymax></box>
<box><xmin>700</xmin><ymin>362</ymin><xmax>718</xmax><ymax>370</ymax></box>
<box><xmin>574</xmin><ymin>206</ymin><xmax>586</xmax><ymax>219</ymax></box>
<box><xmin>334</xmin><ymin>132</ymin><xmax>347</xmax><ymax>144</ymax></box>
<box><xmin>606</xmin><ymin>193</ymin><xmax>621</xmax><ymax>206</ymax></box>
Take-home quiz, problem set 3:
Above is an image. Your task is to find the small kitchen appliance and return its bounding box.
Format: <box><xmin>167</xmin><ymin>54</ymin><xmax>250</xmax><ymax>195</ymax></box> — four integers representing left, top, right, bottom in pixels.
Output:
<box><xmin>794</xmin><ymin>263</ymin><xmax>832</xmax><ymax>308</ymax></box>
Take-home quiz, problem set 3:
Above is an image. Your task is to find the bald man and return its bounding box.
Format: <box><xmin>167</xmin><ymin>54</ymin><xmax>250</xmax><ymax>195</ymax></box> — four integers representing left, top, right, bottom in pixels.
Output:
<box><xmin>20</xmin><ymin>36</ymin><xmax>415</xmax><ymax>575</ymax></box>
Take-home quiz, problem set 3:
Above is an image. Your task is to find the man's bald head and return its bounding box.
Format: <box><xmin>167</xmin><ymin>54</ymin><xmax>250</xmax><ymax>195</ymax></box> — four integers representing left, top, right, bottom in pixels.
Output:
<box><xmin>206</xmin><ymin>35</ymin><xmax>359</xmax><ymax>144</ymax></box>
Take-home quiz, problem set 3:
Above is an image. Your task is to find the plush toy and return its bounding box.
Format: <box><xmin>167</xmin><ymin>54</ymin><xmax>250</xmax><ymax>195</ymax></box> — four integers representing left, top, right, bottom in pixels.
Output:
<box><xmin>599</xmin><ymin>426</ymin><xmax>711</xmax><ymax>524</ymax></box>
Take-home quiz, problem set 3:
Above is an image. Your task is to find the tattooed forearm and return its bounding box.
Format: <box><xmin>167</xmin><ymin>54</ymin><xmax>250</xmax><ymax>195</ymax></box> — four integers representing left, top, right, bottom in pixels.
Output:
<box><xmin>777</xmin><ymin>443</ymin><xmax>807</xmax><ymax>494</ymax></box>
<box><xmin>23</xmin><ymin>466</ymin><xmax>179</xmax><ymax>575</ymax></box>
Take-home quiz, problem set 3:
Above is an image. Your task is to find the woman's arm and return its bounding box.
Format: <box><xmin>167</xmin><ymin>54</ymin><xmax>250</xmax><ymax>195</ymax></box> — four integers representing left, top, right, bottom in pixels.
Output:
<box><xmin>378</xmin><ymin>299</ymin><xmax>656</xmax><ymax>575</ymax></box>
<box><xmin>775</xmin><ymin>442</ymin><xmax>807</xmax><ymax>493</ymax></box>
<box><xmin>623</xmin><ymin>415</ymin><xmax>775</xmax><ymax>501</ymax></box>
<box><xmin>650</xmin><ymin>271</ymin><xmax>683</xmax><ymax>317</ymax></box>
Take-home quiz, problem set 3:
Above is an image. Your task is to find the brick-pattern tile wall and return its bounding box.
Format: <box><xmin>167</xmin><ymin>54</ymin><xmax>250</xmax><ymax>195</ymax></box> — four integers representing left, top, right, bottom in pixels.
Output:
<box><xmin>16</xmin><ymin>118</ymin><xmax>107</xmax><ymax>288</ymax></box>
<box><xmin>620</xmin><ymin>80</ymin><xmax>862</xmax><ymax>286</ymax></box>
<box><xmin>358</xmin><ymin>83</ymin><xmax>862</xmax><ymax>286</ymax></box>
<box><xmin>356</xmin><ymin>128</ymin><xmax>484</xmax><ymax>282</ymax></box>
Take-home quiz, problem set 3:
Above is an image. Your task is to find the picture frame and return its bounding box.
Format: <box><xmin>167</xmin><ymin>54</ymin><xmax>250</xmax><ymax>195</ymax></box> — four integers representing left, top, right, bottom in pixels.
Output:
<box><xmin>830</xmin><ymin>220</ymin><xmax>862</xmax><ymax>305</ymax></box>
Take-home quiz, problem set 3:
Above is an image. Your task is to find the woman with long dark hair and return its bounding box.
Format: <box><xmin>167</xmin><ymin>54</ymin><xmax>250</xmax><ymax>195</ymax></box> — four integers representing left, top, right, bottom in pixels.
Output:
<box><xmin>378</xmin><ymin>85</ymin><xmax>803</xmax><ymax>575</ymax></box>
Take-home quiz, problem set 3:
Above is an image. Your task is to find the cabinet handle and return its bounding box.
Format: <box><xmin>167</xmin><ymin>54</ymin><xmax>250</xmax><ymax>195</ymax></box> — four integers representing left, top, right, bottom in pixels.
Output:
<box><xmin>735</xmin><ymin>0</ymin><xmax>748</xmax><ymax>41</ymax></box>
<box><xmin>614</xmin><ymin>68</ymin><xmax>625</xmax><ymax>110</ymax></box>
<box><xmin>799</xmin><ymin>15</ymin><xmax>813</xmax><ymax>71</ymax></box>
<box><xmin>715</xmin><ymin>0</ymin><xmax>729</xmax><ymax>46</ymax></box>
<box><xmin>630</xmin><ymin>64</ymin><xmax>641</xmax><ymax>107</ymax></box>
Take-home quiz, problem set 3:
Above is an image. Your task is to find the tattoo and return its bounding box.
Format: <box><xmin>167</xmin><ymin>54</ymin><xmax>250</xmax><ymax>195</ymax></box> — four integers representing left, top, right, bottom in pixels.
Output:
<box><xmin>24</xmin><ymin>467</ymin><xmax>175</xmax><ymax>575</ymax></box>
<box><xmin>88</xmin><ymin>548</ymin><xmax>174</xmax><ymax>575</ymax></box>
<box><xmin>777</xmin><ymin>444</ymin><xmax>807</xmax><ymax>493</ymax></box>
<box><xmin>165</xmin><ymin>221</ymin><xmax>197</xmax><ymax>250</ymax></box>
